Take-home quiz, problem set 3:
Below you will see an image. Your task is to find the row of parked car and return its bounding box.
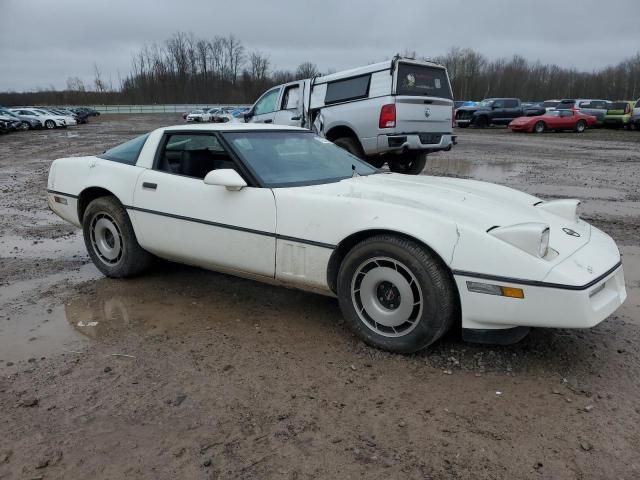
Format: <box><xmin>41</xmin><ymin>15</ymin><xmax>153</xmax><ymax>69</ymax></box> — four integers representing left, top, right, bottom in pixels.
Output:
<box><xmin>454</xmin><ymin>98</ymin><xmax>640</xmax><ymax>133</ymax></box>
<box><xmin>182</xmin><ymin>106</ymin><xmax>250</xmax><ymax>124</ymax></box>
<box><xmin>0</xmin><ymin>106</ymin><xmax>100</xmax><ymax>134</ymax></box>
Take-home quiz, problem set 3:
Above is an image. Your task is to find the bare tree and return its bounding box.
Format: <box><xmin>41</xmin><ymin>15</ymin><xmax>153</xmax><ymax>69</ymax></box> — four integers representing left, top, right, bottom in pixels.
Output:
<box><xmin>295</xmin><ymin>61</ymin><xmax>319</xmax><ymax>79</ymax></box>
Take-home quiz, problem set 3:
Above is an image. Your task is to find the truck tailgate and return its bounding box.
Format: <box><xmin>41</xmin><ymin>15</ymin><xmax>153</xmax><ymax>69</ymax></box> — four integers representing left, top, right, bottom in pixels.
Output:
<box><xmin>394</xmin><ymin>96</ymin><xmax>452</xmax><ymax>133</ymax></box>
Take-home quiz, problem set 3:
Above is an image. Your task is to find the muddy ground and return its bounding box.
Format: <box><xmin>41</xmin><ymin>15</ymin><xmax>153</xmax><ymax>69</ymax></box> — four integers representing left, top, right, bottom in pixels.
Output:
<box><xmin>1</xmin><ymin>116</ymin><xmax>639</xmax><ymax>479</ymax></box>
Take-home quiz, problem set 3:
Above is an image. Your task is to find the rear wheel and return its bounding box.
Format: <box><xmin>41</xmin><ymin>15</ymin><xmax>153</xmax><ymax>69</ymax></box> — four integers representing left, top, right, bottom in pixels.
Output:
<box><xmin>534</xmin><ymin>121</ymin><xmax>546</xmax><ymax>134</ymax></box>
<box><xmin>337</xmin><ymin>235</ymin><xmax>457</xmax><ymax>353</ymax></box>
<box><xmin>574</xmin><ymin>120</ymin><xmax>587</xmax><ymax>133</ymax></box>
<box><xmin>83</xmin><ymin>196</ymin><xmax>153</xmax><ymax>278</ymax></box>
<box><xmin>333</xmin><ymin>136</ymin><xmax>364</xmax><ymax>159</ymax></box>
<box><xmin>388</xmin><ymin>152</ymin><xmax>427</xmax><ymax>175</ymax></box>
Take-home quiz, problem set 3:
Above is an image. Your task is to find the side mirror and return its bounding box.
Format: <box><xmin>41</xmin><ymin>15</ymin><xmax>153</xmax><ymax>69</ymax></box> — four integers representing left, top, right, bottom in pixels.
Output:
<box><xmin>203</xmin><ymin>169</ymin><xmax>247</xmax><ymax>191</ymax></box>
<box><xmin>244</xmin><ymin>111</ymin><xmax>253</xmax><ymax>123</ymax></box>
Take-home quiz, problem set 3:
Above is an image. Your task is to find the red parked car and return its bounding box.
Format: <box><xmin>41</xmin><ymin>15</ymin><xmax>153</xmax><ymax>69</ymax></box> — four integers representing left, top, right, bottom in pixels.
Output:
<box><xmin>509</xmin><ymin>110</ymin><xmax>597</xmax><ymax>133</ymax></box>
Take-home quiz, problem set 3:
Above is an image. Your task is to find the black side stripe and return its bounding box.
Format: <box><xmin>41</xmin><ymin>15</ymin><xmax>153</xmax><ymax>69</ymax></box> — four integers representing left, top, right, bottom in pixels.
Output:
<box><xmin>47</xmin><ymin>189</ymin><xmax>78</xmax><ymax>199</ymax></box>
<box><xmin>453</xmin><ymin>260</ymin><xmax>622</xmax><ymax>291</ymax></box>
<box><xmin>125</xmin><ymin>205</ymin><xmax>336</xmax><ymax>250</ymax></box>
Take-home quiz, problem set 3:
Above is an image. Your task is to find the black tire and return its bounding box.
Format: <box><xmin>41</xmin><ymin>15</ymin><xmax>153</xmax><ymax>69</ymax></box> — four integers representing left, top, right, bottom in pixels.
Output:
<box><xmin>337</xmin><ymin>235</ymin><xmax>458</xmax><ymax>353</ymax></box>
<box><xmin>333</xmin><ymin>136</ymin><xmax>365</xmax><ymax>159</ymax></box>
<box><xmin>534</xmin><ymin>121</ymin><xmax>546</xmax><ymax>134</ymax></box>
<box><xmin>456</xmin><ymin>123</ymin><xmax>469</xmax><ymax>128</ymax></box>
<box><xmin>574</xmin><ymin>120</ymin><xmax>587</xmax><ymax>133</ymax></box>
<box><xmin>366</xmin><ymin>157</ymin><xmax>386</xmax><ymax>169</ymax></box>
<box><xmin>388</xmin><ymin>152</ymin><xmax>427</xmax><ymax>175</ymax></box>
<box><xmin>474</xmin><ymin>116</ymin><xmax>488</xmax><ymax>128</ymax></box>
<box><xmin>82</xmin><ymin>196</ymin><xmax>153</xmax><ymax>278</ymax></box>
<box><xmin>44</xmin><ymin>120</ymin><xmax>56</xmax><ymax>129</ymax></box>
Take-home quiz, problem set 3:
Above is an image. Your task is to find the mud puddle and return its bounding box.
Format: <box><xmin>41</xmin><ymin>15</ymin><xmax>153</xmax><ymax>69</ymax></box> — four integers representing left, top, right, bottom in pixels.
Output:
<box><xmin>423</xmin><ymin>156</ymin><xmax>523</xmax><ymax>183</ymax></box>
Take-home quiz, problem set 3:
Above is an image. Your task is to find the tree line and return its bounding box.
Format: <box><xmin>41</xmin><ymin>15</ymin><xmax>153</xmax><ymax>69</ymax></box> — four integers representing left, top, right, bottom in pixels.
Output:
<box><xmin>1</xmin><ymin>32</ymin><xmax>639</xmax><ymax>107</ymax></box>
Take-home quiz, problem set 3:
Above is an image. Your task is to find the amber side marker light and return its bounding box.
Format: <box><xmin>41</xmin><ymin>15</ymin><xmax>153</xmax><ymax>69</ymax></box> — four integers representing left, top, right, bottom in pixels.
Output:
<box><xmin>466</xmin><ymin>281</ymin><xmax>525</xmax><ymax>299</ymax></box>
<box><xmin>53</xmin><ymin>196</ymin><xmax>68</xmax><ymax>205</ymax></box>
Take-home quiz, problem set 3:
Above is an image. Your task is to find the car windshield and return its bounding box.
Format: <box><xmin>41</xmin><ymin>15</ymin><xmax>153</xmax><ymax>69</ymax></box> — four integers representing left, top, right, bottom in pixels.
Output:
<box><xmin>223</xmin><ymin>131</ymin><xmax>379</xmax><ymax>187</ymax></box>
<box><xmin>542</xmin><ymin>101</ymin><xmax>559</xmax><ymax>108</ymax></box>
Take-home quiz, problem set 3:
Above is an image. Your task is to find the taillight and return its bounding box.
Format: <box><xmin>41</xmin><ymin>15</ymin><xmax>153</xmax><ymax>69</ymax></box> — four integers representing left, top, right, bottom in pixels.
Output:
<box><xmin>452</xmin><ymin>106</ymin><xmax>455</xmax><ymax>127</ymax></box>
<box><xmin>379</xmin><ymin>104</ymin><xmax>396</xmax><ymax>129</ymax></box>
<box><xmin>625</xmin><ymin>104</ymin><xmax>631</xmax><ymax>114</ymax></box>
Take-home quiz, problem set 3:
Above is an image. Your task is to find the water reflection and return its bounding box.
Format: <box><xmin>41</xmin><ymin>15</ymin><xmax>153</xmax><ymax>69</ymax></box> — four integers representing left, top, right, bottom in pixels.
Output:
<box><xmin>424</xmin><ymin>157</ymin><xmax>517</xmax><ymax>182</ymax></box>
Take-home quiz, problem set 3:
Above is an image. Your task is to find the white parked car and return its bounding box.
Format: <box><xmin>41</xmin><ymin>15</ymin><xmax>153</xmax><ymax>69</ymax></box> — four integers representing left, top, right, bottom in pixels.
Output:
<box><xmin>36</xmin><ymin>108</ymin><xmax>77</xmax><ymax>126</ymax></box>
<box><xmin>10</xmin><ymin>108</ymin><xmax>67</xmax><ymax>129</ymax></box>
<box><xmin>47</xmin><ymin>124</ymin><xmax>626</xmax><ymax>352</ymax></box>
<box><xmin>185</xmin><ymin>109</ymin><xmax>212</xmax><ymax>123</ymax></box>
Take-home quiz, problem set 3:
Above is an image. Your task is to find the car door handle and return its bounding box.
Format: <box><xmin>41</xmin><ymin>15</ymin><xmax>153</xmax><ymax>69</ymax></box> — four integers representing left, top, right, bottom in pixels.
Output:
<box><xmin>142</xmin><ymin>182</ymin><xmax>157</xmax><ymax>190</ymax></box>
<box><xmin>290</xmin><ymin>116</ymin><xmax>301</xmax><ymax>121</ymax></box>
<box><xmin>264</xmin><ymin>119</ymin><xmax>273</xmax><ymax>124</ymax></box>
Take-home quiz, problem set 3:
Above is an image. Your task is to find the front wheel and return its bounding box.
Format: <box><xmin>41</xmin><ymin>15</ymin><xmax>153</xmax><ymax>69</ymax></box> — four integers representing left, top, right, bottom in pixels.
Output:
<box><xmin>533</xmin><ymin>121</ymin><xmax>546</xmax><ymax>134</ymax></box>
<box><xmin>83</xmin><ymin>196</ymin><xmax>153</xmax><ymax>278</ymax></box>
<box><xmin>336</xmin><ymin>235</ymin><xmax>458</xmax><ymax>353</ymax></box>
<box><xmin>44</xmin><ymin>120</ymin><xmax>56</xmax><ymax>129</ymax></box>
<box><xmin>574</xmin><ymin>120</ymin><xmax>586</xmax><ymax>133</ymax></box>
<box><xmin>388</xmin><ymin>152</ymin><xmax>427</xmax><ymax>175</ymax></box>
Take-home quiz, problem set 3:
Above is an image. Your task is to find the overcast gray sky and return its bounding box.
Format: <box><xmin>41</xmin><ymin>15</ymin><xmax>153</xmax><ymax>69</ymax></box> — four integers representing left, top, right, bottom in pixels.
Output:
<box><xmin>1</xmin><ymin>0</ymin><xmax>639</xmax><ymax>91</ymax></box>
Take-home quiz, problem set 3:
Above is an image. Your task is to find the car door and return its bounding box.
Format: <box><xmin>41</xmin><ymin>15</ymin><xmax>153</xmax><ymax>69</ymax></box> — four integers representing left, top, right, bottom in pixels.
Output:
<box><xmin>504</xmin><ymin>99</ymin><xmax>521</xmax><ymax>122</ymax></box>
<box><xmin>273</xmin><ymin>82</ymin><xmax>304</xmax><ymax>127</ymax></box>
<box><xmin>131</xmin><ymin>131</ymin><xmax>277</xmax><ymax>277</ymax></box>
<box><xmin>491</xmin><ymin>99</ymin><xmax>506</xmax><ymax>124</ymax></box>
<box><xmin>247</xmin><ymin>86</ymin><xmax>282</xmax><ymax>124</ymax></box>
<box><xmin>559</xmin><ymin>110</ymin><xmax>575</xmax><ymax>129</ymax></box>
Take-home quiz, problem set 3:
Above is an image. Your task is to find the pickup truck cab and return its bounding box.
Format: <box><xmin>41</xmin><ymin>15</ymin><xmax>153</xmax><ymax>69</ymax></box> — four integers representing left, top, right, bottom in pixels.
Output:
<box><xmin>244</xmin><ymin>57</ymin><xmax>456</xmax><ymax>175</ymax></box>
<box><xmin>455</xmin><ymin>98</ymin><xmax>524</xmax><ymax>128</ymax></box>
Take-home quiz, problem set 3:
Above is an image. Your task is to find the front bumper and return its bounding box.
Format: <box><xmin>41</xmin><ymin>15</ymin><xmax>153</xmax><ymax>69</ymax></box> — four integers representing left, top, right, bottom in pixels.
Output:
<box><xmin>378</xmin><ymin>132</ymin><xmax>455</xmax><ymax>153</ymax></box>
<box><xmin>455</xmin><ymin>263</ymin><xmax>626</xmax><ymax>331</ymax></box>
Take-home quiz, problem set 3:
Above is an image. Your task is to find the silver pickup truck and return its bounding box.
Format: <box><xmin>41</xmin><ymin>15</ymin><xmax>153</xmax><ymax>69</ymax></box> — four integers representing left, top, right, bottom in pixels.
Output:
<box><xmin>244</xmin><ymin>57</ymin><xmax>456</xmax><ymax>175</ymax></box>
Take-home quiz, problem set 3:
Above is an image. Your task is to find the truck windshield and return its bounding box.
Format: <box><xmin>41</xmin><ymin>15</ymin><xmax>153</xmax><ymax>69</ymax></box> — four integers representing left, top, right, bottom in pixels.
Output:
<box><xmin>395</xmin><ymin>63</ymin><xmax>452</xmax><ymax>99</ymax></box>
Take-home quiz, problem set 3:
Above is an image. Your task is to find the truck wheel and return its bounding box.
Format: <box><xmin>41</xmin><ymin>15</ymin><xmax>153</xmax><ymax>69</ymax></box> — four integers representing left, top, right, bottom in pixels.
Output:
<box><xmin>336</xmin><ymin>234</ymin><xmax>458</xmax><ymax>353</ymax></box>
<box><xmin>534</xmin><ymin>121</ymin><xmax>546</xmax><ymax>134</ymax></box>
<box><xmin>366</xmin><ymin>157</ymin><xmax>386</xmax><ymax>168</ymax></box>
<box><xmin>388</xmin><ymin>153</ymin><xmax>427</xmax><ymax>175</ymax></box>
<box><xmin>83</xmin><ymin>196</ymin><xmax>154</xmax><ymax>278</ymax></box>
<box><xmin>474</xmin><ymin>116</ymin><xmax>488</xmax><ymax>128</ymax></box>
<box><xmin>574</xmin><ymin>120</ymin><xmax>587</xmax><ymax>133</ymax></box>
<box><xmin>334</xmin><ymin>136</ymin><xmax>364</xmax><ymax>159</ymax></box>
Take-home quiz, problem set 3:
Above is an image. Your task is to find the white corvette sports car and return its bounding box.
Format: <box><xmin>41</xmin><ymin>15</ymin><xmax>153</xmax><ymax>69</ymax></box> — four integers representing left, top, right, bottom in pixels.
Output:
<box><xmin>47</xmin><ymin>124</ymin><xmax>626</xmax><ymax>352</ymax></box>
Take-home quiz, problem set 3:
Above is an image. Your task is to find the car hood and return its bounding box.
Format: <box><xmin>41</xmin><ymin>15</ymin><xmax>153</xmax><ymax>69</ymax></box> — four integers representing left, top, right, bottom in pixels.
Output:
<box><xmin>287</xmin><ymin>173</ymin><xmax>586</xmax><ymax>233</ymax></box>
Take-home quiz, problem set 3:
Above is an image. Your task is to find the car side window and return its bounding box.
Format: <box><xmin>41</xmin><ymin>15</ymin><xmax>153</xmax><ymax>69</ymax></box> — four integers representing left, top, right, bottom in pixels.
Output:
<box><xmin>254</xmin><ymin>88</ymin><xmax>280</xmax><ymax>115</ymax></box>
<box><xmin>281</xmin><ymin>85</ymin><xmax>300</xmax><ymax>110</ymax></box>
<box><xmin>325</xmin><ymin>75</ymin><xmax>371</xmax><ymax>104</ymax></box>
<box><xmin>493</xmin><ymin>100</ymin><xmax>505</xmax><ymax>109</ymax></box>
<box><xmin>504</xmin><ymin>100</ymin><xmax>518</xmax><ymax>108</ymax></box>
<box><xmin>99</xmin><ymin>133</ymin><xmax>150</xmax><ymax>165</ymax></box>
<box><xmin>155</xmin><ymin>133</ymin><xmax>236</xmax><ymax>179</ymax></box>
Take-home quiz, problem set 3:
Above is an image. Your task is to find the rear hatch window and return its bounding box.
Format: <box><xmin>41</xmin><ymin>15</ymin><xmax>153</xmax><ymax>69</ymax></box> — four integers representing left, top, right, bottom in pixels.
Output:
<box><xmin>607</xmin><ymin>102</ymin><xmax>629</xmax><ymax>114</ymax></box>
<box><xmin>395</xmin><ymin>63</ymin><xmax>452</xmax><ymax>99</ymax></box>
<box><xmin>556</xmin><ymin>100</ymin><xmax>576</xmax><ymax>109</ymax></box>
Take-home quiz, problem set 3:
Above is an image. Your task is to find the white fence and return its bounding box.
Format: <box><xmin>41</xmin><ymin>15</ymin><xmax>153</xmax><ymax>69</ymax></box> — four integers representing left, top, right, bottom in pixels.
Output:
<box><xmin>80</xmin><ymin>104</ymin><xmax>250</xmax><ymax>114</ymax></box>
